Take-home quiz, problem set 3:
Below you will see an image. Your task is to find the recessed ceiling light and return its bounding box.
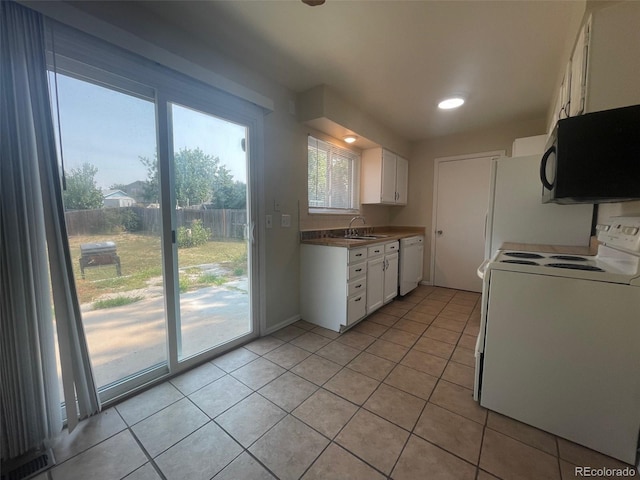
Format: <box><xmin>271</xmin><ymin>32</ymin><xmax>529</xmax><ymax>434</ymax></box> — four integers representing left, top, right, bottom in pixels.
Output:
<box><xmin>438</xmin><ymin>97</ymin><xmax>465</xmax><ymax>110</ymax></box>
<box><xmin>344</xmin><ymin>135</ymin><xmax>357</xmax><ymax>144</ymax></box>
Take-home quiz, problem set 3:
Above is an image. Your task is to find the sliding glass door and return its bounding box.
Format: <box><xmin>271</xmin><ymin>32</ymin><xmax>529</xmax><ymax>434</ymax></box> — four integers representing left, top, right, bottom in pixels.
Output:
<box><xmin>52</xmin><ymin>72</ymin><xmax>168</xmax><ymax>393</ymax></box>
<box><xmin>48</xmin><ymin>30</ymin><xmax>261</xmax><ymax>403</ymax></box>
<box><xmin>167</xmin><ymin>102</ymin><xmax>253</xmax><ymax>361</ymax></box>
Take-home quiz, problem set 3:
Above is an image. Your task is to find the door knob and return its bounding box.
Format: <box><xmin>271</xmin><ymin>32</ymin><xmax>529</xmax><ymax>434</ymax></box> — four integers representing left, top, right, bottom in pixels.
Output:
<box><xmin>436</xmin><ymin>230</ymin><xmax>443</xmax><ymax>236</ymax></box>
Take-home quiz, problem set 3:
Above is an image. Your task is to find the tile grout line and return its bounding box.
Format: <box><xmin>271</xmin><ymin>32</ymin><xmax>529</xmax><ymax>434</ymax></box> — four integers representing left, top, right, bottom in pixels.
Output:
<box><xmin>117</xmin><ymin>406</ymin><xmax>168</xmax><ymax>480</ymax></box>
<box><xmin>385</xmin><ymin>291</ymin><xmax>481</xmax><ymax>477</ymax></box>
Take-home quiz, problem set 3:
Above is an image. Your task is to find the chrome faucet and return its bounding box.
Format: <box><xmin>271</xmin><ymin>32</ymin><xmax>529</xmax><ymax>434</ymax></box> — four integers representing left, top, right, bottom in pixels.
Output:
<box><xmin>347</xmin><ymin>216</ymin><xmax>366</xmax><ymax>237</ymax></box>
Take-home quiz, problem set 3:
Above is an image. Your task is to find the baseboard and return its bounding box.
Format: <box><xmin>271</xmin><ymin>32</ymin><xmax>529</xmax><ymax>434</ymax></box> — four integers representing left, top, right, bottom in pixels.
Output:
<box><xmin>419</xmin><ymin>280</ymin><xmax>433</xmax><ymax>286</ymax></box>
<box><xmin>263</xmin><ymin>314</ymin><xmax>301</xmax><ymax>335</ymax></box>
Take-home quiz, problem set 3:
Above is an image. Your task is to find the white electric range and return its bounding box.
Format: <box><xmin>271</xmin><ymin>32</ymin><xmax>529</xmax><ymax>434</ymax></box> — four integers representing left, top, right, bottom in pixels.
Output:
<box><xmin>474</xmin><ymin>216</ymin><xmax>640</xmax><ymax>465</ymax></box>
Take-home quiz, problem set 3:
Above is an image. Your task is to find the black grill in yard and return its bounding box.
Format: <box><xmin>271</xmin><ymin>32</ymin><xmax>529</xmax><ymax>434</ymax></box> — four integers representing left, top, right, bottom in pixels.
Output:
<box><xmin>79</xmin><ymin>241</ymin><xmax>121</xmax><ymax>278</ymax></box>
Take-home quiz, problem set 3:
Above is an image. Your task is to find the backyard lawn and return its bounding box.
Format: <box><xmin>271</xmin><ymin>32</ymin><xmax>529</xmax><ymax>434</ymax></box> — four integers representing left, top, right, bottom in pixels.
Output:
<box><xmin>68</xmin><ymin>232</ymin><xmax>247</xmax><ymax>306</ymax></box>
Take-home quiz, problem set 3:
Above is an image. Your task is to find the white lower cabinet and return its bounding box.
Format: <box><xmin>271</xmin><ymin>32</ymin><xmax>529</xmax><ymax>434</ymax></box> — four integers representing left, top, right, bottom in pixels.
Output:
<box><xmin>300</xmin><ymin>240</ymin><xmax>398</xmax><ymax>332</ymax></box>
<box><xmin>347</xmin><ymin>292</ymin><xmax>367</xmax><ymax>326</ymax></box>
<box><xmin>366</xmin><ymin>255</ymin><xmax>385</xmax><ymax>313</ymax></box>
<box><xmin>367</xmin><ymin>241</ymin><xmax>399</xmax><ymax>314</ymax></box>
<box><xmin>384</xmin><ymin>251</ymin><xmax>399</xmax><ymax>304</ymax></box>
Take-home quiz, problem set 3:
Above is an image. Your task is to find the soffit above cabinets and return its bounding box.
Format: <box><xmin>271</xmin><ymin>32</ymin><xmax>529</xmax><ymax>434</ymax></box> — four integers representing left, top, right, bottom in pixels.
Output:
<box><xmin>297</xmin><ymin>85</ymin><xmax>410</xmax><ymax>157</ymax></box>
<box><xmin>303</xmin><ymin>117</ymin><xmax>379</xmax><ymax>150</ymax></box>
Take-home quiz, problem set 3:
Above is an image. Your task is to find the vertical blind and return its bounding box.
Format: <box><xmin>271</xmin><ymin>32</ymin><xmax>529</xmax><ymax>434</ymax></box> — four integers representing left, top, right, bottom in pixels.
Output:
<box><xmin>308</xmin><ymin>136</ymin><xmax>359</xmax><ymax>211</ymax></box>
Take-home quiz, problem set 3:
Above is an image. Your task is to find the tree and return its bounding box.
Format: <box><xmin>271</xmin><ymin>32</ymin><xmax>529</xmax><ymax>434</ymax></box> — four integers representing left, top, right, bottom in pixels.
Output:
<box><xmin>140</xmin><ymin>147</ymin><xmax>217</xmax><ymax>207</ymax></box>
<box><xmin>211</xmin><ymin>164</ymin><xmax>247</xmax><ymax>209</ymax></box>
<box><xmin>62</xmin><ymin>163</ymin><xmax>104</xmax><ymax>210</ymax></box>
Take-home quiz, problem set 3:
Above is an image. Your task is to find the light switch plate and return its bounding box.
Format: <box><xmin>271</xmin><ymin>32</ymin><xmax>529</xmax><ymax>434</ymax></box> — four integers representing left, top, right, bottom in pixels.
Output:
<box><xmin>281</xmin><ymin>214</ymin><xmax>291</xmax><ymax>228</ymax></box>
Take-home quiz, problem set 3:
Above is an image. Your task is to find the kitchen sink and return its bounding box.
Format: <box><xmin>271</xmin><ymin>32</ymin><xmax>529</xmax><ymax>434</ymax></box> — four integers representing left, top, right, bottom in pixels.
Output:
<box><xmin>344</xmin><ymin>234</ymin><xmax>390</xmax><ymax>240</ymax></box>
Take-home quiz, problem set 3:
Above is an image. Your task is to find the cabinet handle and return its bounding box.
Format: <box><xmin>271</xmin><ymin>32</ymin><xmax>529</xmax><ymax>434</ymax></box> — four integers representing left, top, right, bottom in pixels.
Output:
<box><xmin>355</xmin><ymin>268</ymin><xmax>362</xmax><ymax>272</ymax></box>
<box><xmin>355</xmin><ymin>297</ymin><xmax>362</xmax><ymax>302</ymax></box>
<box><xmin>356</xmin><ymin>253</ymin><xmax>363</xmax><ymax>257</ymax></box>
<box><xmin>355</xmin><ymin>284</ymin><xmax>362</xmax><ymax>288</ymax></box>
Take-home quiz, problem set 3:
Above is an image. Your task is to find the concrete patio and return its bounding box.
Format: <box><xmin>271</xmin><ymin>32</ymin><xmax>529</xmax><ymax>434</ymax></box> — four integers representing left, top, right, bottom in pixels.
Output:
<box><xmin>57</xmin><ymin>278</ymin><xmax>250</xmax><ymax>391</ymax></box>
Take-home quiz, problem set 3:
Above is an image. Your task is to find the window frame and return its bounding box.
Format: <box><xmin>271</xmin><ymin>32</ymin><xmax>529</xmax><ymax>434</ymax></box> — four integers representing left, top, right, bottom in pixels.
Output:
<box><xmin>307</xmin><ymin>135</ymin><xmax>361</xmax><ymax>215</ymax></box>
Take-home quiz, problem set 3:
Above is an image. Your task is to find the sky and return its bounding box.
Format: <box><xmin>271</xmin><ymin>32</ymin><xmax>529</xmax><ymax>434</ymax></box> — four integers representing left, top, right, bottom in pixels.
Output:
<box><xmin>51</xmin><ymin>73</ymin><xmax>247</xmax><ymax>191</ymax></box>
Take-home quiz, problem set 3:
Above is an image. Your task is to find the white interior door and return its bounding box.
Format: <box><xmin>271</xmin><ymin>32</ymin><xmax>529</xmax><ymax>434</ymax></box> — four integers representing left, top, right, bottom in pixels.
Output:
<box><xmin>433</xmin><ymin>154</ymin><xmax>496</xmax><ymax>292</ymax></box>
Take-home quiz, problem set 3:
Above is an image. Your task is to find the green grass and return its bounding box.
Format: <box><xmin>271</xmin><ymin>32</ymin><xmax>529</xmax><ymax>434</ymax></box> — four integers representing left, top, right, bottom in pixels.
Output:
<box><xmin>93</xmin><ymin>295</ymin><xmax>144</xmax><ymax>310</ymax></box>
<box><xmin>69</xmin><ymin>233</ymin><xmax>247</xmax><ymax>304</ymax></box>
<box><xmin>179</xmin><ymin>271</ymin><xmax>229</xmax><ymax>293</ymax></box>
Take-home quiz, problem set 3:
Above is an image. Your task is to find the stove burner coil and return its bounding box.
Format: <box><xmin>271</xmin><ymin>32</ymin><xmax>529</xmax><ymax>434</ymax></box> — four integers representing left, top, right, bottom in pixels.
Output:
<box><xmin>500</xmin><ymin>259</ymin><xmax>540</xmax><ymax>265</ymax></box>
<box><xmin>550</xmin><ymin>255</ymin><xmax>588</xmax><ymax>262</ymax></box>
<box><xmin>504</xmin><ymin>252</ymin><xmax>544</xmax><ymax>259</ymax></box>
<box><xmin>546</xmin><ymin>263</ymin><xmax>605</xmax><ymax>272</ymax></box>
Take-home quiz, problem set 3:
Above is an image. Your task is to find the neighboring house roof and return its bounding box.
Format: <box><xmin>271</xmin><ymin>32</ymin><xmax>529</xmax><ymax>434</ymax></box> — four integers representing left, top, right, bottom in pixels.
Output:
<box><xmin>103</xmin><ymin>190</ymin><xmax>135</xmax><ymax>201</ymax></box>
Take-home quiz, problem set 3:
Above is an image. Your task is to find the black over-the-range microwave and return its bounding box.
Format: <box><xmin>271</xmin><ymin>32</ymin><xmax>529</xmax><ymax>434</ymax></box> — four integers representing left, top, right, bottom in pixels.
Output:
<box><xmin>540</xmin><ymin>104</ymin><xmax>640</xmax><ymax>204</ymax></box>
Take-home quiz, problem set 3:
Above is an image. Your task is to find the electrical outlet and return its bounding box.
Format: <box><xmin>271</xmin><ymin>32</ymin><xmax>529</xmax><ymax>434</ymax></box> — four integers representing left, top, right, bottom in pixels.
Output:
<box><xmin>281</xmin><ymin>214</ymin><xmax>291</xmax><ymax>228</ymax></box>
<box><xmin>266</xmin><ymin>215</ymin><xmax>272</xmax><ymax>229</ymax></box>
<box><xmin>273</xmin><ymin>200</ymin><xmax>281</xmax><ymax>212</ymax></box>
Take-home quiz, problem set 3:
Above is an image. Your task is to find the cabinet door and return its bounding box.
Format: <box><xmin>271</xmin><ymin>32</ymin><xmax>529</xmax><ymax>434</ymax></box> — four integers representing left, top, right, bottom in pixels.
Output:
<box><xmin>395</xmin><ymin>156</ymin><xmax>409</xmax><ymax>204</ymax></box>
<box><xmin>559</xmin><ymin>61</ymin><xmax>572</xmax><ymax>119</ymax></box>
<box><xmin>383</xmin><ymin>253</ymin><xmax>399</xmax><ymax>304</ymax></box>
<box><xmin>569</xmin><ymin>23</ymin><xmax>588</xmax><ymax>116</ymax></box>
<box><xmin>381</xmin><ymin>150</ymin><xmax>397</xmax><ymax>203</ymax></box>
<box><xmin>366</xmin><ymin>256</ymin><xmax>385</xmax><ymax>313</ymax></box>
<box><xmin>347</xmin><ymin>293</ymin><xmax>366</xmax><ymax>325</ymax></box>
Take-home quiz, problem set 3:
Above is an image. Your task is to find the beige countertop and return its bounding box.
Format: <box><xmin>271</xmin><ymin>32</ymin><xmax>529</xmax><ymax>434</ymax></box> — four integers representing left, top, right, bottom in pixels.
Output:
<box><xmin>300</xmin><ymin>227</ymin><xmax>425</xmax><ymax>248</ymax></box>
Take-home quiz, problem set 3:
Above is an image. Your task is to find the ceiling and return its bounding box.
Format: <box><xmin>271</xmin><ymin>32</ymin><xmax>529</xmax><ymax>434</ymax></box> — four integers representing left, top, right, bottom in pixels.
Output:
<box><xmin>129</xmin><ymin>1</ymin><xmax>583</xmax><ymax>141</ymax></box>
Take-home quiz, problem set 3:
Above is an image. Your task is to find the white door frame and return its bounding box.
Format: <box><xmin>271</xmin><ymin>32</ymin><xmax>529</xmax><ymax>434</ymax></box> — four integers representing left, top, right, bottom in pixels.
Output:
<box><xmin>430</xmin><ymin>150</ymin><xmax>505</xmax><ymax>288</ymax></box>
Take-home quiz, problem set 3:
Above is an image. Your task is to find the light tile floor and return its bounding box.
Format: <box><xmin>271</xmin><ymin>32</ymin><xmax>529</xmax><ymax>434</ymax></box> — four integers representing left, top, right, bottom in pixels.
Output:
<box><xmin>40</xmin><ymin>286</ymin><xmax>637</xmax><ymax>480</ymax></box>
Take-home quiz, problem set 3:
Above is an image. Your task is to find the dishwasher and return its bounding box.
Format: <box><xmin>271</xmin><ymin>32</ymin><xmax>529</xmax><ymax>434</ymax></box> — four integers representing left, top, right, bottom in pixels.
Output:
<box><xmin>399</xmin><ymin>236</ymin><xmax>424</xmax><ymax>295</ymax></box>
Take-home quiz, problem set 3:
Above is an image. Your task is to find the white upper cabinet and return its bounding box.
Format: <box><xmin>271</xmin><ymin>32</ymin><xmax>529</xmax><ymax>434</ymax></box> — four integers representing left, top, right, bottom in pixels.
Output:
<box><xmin>583</xmin><ymin>2</ymin><xmax>640</xmax><ymax>113</ymax></box>
<box><xmin>569</xmin><ymin>22</ymin><xmax>588</xmax><ymax>117</ymax></box>
<box><xmin>395</xmin><ymin>155</ymin><xmax>408</xmax><ymax>205</ymax></box>
<box><xmin>361</xmin><ymin>147</ymin><xmax>408</xmax><ymax>205</ymax></box>
<box><xmin>381</xmin><ymin>149</ymin><xmax>397</xmax><ymax>203</ymax></box>
<box><xmin>550</xmin><ymin>1</ymin><xmax>640</xmax><ymax>132</ymax></box>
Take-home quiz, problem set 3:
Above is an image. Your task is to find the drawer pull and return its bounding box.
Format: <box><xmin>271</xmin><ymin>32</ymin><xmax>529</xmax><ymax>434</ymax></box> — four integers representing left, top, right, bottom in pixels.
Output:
<box><xmin>355</xmin><ymin>284</ymin><xmax>362</xmax><ymax>288</ymax></box>
<box><xmin>355</xmin><ymin>268</ymin><xmax>362</xmax><ymax>272</ymax></box>
<box><xmin>355</xmin><ymin>297</ymin><xmax>362</xmax><ymax>302</ymax></box>
<box><xmin>356</xmin><ymin>253</ymin><xmax>363</xmax><ymax>257</ymax></box>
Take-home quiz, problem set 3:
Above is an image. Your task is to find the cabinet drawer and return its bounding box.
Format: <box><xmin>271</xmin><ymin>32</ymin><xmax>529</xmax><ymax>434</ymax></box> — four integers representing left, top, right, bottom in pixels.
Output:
<box><xmin>385</xmin><ymin>241</ymin><xmax>399</xmax><ymax>253</ymax></box>
<box><xmin>349</xmin><ymin>248</ymin><xmax>367</xmax><ymax>263</ymax></box>
<box><xmin>347</xmin><ymin>293</ymin><xmax>367</xmax><ymax>325</ymax></box>
<box><xmin>348</xmin><ymin>278</ymin><xmax>367</xmax><ymax>297</ymax></box>
<box><xmin>367</xmin><ymin>244</ymin><xmax>385</xmax><ymax>257</ymax></box>
<box><xmin>348</xmin><ymin>262</ymin><xmax>367</xmax><ymax>280</ymax></box>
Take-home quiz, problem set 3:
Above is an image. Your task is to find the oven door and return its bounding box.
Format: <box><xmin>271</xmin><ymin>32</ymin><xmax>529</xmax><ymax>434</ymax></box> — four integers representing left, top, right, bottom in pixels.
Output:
<box><xmin>473</xmin><ymin>265</ymin><xmax>491</xmax><ymax>401</ymax></box>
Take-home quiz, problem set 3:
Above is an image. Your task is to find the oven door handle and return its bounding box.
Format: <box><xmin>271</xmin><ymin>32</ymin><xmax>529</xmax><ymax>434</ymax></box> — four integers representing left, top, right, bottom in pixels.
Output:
<box><xmin>477</xmin><ymin>259</ymin><xmax>491</xmax><ymax>280</ymax></box>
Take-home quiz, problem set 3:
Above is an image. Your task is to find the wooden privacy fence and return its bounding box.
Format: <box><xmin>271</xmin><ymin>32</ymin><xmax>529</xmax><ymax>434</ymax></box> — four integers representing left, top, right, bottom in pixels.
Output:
<box><xmin>65</xmin><ymin>207</ymin><xmax>248</xmax><ymax>239</ymax></box>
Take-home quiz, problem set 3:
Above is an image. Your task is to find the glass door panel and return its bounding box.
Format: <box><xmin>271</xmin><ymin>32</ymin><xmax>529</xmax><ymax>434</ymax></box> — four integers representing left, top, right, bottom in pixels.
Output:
<box><xmin>52</xmin><ymin>72</ymin><xmax>167</xmax><ymax>392</ymax></box>
<box><xmin>169</xmin><ymin>103</ymin><xmax>252</xmax><ymax>360</ymax></box>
